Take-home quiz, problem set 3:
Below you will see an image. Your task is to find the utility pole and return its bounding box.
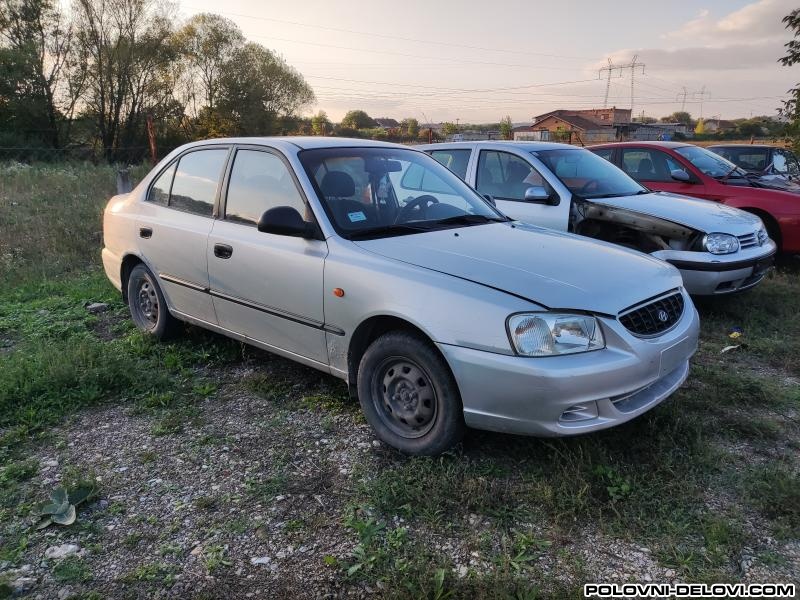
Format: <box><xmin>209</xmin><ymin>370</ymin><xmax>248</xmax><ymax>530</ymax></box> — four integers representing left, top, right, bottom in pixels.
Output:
<box><xmin>599</xmin><ymin>55</ymin><xmax>645</xmax><ymax>112</ymax></box>
<box><xmin>692</xmin><ymin>86</ymin><xmax>710</xmax><ymax>119</ymax></box>
<box><xmin>676</xmin><ymin>86</ymin><xmax>688</xmax><ymax>112</ymax></box>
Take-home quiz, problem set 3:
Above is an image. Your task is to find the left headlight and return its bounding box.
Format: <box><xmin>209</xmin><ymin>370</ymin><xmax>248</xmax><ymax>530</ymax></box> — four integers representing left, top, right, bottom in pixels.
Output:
<box><xmin>507</xmin><ymin>313</ymin><xmax>605</xmax><ymax>357</ymax></box>
<box><xmin>704</xmin><ymin>232</ymin><xmax>739</xmax><ymax>255</ymax></box>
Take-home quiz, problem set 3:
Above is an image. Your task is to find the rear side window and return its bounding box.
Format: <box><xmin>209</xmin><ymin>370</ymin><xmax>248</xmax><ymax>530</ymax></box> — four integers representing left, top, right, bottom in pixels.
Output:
<box><xmin>169</xmin><ymin>149</ymin><xmax>228</xmax><ymax>216</ymax></box>
<box><xmin>429</xmin><ymin>149</ymin><xmax>470</xmax><ymax>179</ymax></box>
<box><xmin>592</xmin><ymin>148</ymin><xmax>613</xmax><ymax>162</ymax></box>
<box><xmin>147</xmin><ymin>162</ymin><xmax>175</xmax><ymax>206</ymax></box>
<box><xmin>225</xmin><ymin>149</ymin><xmax>307</xmax><ymax>226</ymax></box>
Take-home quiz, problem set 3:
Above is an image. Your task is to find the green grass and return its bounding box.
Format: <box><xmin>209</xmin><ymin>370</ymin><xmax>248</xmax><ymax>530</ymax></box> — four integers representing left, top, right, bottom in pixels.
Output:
<box><xmin>52</xmin><ymin>556</ymin><xmax>92</xmax><ymax>584</ymax></box>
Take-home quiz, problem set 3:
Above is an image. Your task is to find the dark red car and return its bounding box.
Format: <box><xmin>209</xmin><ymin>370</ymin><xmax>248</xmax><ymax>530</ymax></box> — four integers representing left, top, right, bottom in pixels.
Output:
<box><xmin>590</xmin><ymin>141</ymin><xmax>800</xmax><ymax>253</ymax></box>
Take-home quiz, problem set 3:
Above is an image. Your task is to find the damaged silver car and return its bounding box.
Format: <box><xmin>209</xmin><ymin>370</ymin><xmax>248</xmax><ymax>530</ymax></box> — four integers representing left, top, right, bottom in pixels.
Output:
<box><xmin>422</xmin><ymin>142</ymin><xmax>776</xmax><ymax>295</ymax></box>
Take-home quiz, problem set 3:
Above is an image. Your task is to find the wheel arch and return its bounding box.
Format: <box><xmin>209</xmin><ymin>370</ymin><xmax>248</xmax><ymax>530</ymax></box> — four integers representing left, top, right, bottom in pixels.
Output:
<box><xmin>347</xmin><ymin>315</ymin><xmax>441</xmax><ymax>395</ymax></box>
<box><xmin>120</xmin><ymin>253</ymin><xmax>145</xmax><ymax>303</ymax></box>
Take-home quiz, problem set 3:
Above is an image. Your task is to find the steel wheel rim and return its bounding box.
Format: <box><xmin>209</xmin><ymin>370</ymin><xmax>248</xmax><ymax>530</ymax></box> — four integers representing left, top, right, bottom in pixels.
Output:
<box><xmin>371</xmin><ymin>356</ymin><xmax>437</xmax><ymax>438</ymax></box>
<box><xmin>133</xmin><ymin>274</ymin><xmax>159</xmax><ymax>329</ymax></box>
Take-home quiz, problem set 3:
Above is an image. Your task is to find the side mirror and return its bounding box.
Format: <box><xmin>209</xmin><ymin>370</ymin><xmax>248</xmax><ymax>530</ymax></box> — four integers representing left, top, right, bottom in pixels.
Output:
<box><xmin>483</xmin><ymin>193</ymin><xmax>496</xmax><ymax>207</ymax></box>
<box><xmin>670</xmin><ymin>169</ymin><xmax>692</xmax><ymax>183</ymax></box>
<box><xmin>257</xmin><ymin>206</ymin><xmax>315</xmax><ymax>238</ymax></box>
<box><xmin>524</xmin><ymin>186</ymin><xmax>560</xmax><ymax>206</ymax></box>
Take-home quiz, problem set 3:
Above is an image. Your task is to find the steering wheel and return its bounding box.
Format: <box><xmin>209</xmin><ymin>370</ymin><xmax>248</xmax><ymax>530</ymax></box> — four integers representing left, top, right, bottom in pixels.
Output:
<box><xmin>395</xmin><ymin>195</ymin><xmax>439</xmax><ymax>223</ymax></box>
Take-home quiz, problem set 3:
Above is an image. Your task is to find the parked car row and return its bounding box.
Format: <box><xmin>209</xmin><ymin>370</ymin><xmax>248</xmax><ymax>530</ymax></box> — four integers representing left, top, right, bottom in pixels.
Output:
<box><xmin>101</xmin><ymin>136</ymin><xmax>790</xmax><ymax>456</ymax></box>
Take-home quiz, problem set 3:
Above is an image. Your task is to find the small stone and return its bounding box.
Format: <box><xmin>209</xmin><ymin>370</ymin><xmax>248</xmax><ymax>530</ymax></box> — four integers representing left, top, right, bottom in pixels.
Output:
<box><xmin>371</xmin><ymin>440</ymin><xmax>381</xmax><ymax>448</ymax></box>
<box><xmin>58</xmin><ymin>587</ymin><xmax>74</xmax><ymax>600</ymax></box>
<box><xmin>12</xmin><ymin>577</ymin><xmax>36</xmax><ymax>593</ymax></box>
<box><xmin>43</xmin><ymin>459</ymin><xmax>58</xmax><ymax>468</ymax></box>
<box><xmin>44</xmin><ymin>544</ymin><xmax>79</xmax><ymax>560</ymax></box>
<box><xmin>85</xmin><ymin>302</ymin><xmax>109</xmax><ymax>314</ymax></box>
<box><xmin>456</xmin><ymin>565</ymin><xmax>468</xmax><ymax>578</ymax></box>
<box><xmin>250</xmin><ymin>556</ymin><xmax>271</xmax><ymax>566</ymax></box>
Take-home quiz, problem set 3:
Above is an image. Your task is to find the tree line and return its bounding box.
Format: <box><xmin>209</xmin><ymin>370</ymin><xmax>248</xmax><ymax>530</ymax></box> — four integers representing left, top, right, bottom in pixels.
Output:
<box><xmin>0</xmin><ymin>0</ymin><xmax>314</xmax><ymax>161</ymax></box>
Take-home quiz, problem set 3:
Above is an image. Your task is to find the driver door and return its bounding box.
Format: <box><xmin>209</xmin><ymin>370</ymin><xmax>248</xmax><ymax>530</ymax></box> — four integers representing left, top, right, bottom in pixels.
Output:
<box><xmin>474</xmin><ymin>149</ymin><xmax>569</xmax><ymax>230</ymax></box>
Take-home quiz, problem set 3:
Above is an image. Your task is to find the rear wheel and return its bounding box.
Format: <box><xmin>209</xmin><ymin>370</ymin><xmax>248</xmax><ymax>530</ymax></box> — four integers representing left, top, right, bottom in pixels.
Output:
<box><xmin>357</xmin><ymin>331</ymin><xmax>465</xmax><ymax>455</ymax></box>
<box><xmin>127</xmin><ymin>263</ymin><xmax>180</xmax><ymax>339</ymax></box>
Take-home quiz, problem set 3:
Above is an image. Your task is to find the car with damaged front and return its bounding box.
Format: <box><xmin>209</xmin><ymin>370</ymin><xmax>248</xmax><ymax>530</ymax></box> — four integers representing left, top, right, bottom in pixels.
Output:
<box><xmin>102</xmin><ymin>137</ymin><xmax>699</xmax><ymax>456</ymax></box>
<box><xmin>421</xmin><ymin>141</ymin><xmax>777</xmax><ymax>296</ymax></box>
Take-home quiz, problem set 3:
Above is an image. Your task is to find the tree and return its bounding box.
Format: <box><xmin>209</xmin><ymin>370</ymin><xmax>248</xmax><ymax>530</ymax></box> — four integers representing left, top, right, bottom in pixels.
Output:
<box><xmin>499</xmin><ymin>115</ymin><xmax>513</xmax><ymax>140</ymax></box>
<box><xmin>72</xmin><ymin>0</ymin><xmax>179</xmax><ymax>161</ymax></box>
<box><xmin>661</xmin><ymin>111</ymin><xmax>692</xmax><ymax>125</ymax></box>
<box><xmin>311</xmin><ymin>110</ymin><xmax>330</xmax><ymax>135</ymax></box>
<box><xmin>0</xmin><ymin>0</ymin><xmax>77</xmax><ymax>148</ymax></box>
<box><xmin>175</xmin><ymin>13</ymin><xmax>243</xmax><ymax>112</ymax></box>
<box><xmin>780</xmin><ymin>8</ymin><xmax>800</xmax><ymax>150</ymax></box>
<box><xmin>216</xmin><ymin>42</ymin><xmax>314</xmax><ymax>136</ymax></box>
<box><xmin>441</xmin><ymin>122</ymin><xmax>458</xmax><ymax>136</ymax></box>
<box><xmin>400</xmin><ymin>117</ymin><xmax>418</xmax><ymax>139</ymax></box>
<box><xmin>340</xmin><ymin>109</ymin><xmax>374</xmax><ymax>130</ymax></box>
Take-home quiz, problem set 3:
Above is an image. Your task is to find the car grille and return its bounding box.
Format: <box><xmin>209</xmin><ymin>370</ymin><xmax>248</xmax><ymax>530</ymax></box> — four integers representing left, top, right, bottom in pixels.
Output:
<box><xmin>619</xmin><ymin>292</ymin><xmax>684</xmax><ymax>337</ymax></box>
<box><xmin>738</xmin><ymin>232</ymin><xmax>759</xmax><ymax>249</ymax></box>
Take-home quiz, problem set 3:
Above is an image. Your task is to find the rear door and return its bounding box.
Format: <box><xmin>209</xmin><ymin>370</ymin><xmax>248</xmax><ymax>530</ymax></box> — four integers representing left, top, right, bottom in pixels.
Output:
<box><xmin>137</xmin><ymin>146</ymin><xmax>231</xmax><ymax>324</ymax></box>
<box><xmin>473</xmin><ymin>148</ymin><xmax>569</xmax><ymax>230</ymax></box>
<box><xmin>207</xmin><ymin>145</ymin><xmax>329</xmax><ymax>366</ymax></box>
<box><xmin>619</xmin><ymin>147</ymin><xmax>705</xmax><ymax>197</ymax></box>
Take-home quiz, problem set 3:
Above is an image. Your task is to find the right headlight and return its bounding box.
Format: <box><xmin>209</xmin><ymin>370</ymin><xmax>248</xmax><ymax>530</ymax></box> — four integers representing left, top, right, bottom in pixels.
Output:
<box><xmin>703</xmin><ymin>232</ymin><xmax>739</xmax><ymax>255</ymax></box>
<box><xmin>507</xmin><ymin>313</ymin><xmax>605</xmax><ymax>357</ymax></box>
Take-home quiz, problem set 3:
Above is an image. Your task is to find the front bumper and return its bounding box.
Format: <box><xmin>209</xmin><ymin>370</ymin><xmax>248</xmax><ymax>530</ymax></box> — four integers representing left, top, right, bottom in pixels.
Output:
<box><xmin>652</xmin><ymin>241</ymin><xmax>776</xmax><ymax>295</ymax></box>
<box><xmin>438</xmin><ymin>295</ymin><xmax>700</xmax><ymax>437</ymax></box>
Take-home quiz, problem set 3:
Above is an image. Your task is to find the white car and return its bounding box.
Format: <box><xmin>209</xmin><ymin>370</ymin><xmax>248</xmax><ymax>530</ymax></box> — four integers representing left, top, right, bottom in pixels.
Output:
<box><xmin>420</xmin><ymin>141</ymin><xmax>777</xmax><ymax>295</ymax></box>
<box><xmin>102</xmin><ymin>137</ymin><xmax>699</xmax><ymax>455</ymax></box>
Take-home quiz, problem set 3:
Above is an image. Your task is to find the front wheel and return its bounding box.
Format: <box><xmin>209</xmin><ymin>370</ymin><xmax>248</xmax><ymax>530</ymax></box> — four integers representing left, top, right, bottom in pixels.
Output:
<box><xmin>357</xmin><ymin>331</ymin><xmax>465</xmax><ymax>455</ymax></box>
<box><xmin>127</xmin><ymin>263</ymin><xmax>180</xmax><ymax>339</ymax></box>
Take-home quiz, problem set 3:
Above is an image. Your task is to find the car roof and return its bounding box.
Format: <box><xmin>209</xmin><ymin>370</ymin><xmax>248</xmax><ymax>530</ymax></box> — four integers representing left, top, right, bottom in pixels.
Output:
<box><xmin>174</xmin><ymin>136</ymin><xmax>412</xmax><ymax>153</ymax></box>
<box><xmin>418</xmin><ymin>140</ymin><xmax>578</xmax><ymax>152</ymax></box>
<box><xmin>707</xmin><ymin>144</ymin><xmax>778</xmax><ymax>149</ymax></box>
<box><xmin>589</xmin><ymin>141</ymin><xmax>692</xmax><ymax>149</ymax></box>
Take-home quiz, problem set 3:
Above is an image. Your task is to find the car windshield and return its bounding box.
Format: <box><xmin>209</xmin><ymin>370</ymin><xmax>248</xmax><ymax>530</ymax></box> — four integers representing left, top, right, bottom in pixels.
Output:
<box><xmin>709</xmin><ymin>147</ymin><xmax>770</xmax><ymax>173</ymax></box>
<box><xmin>298</xmin><ymin>147</ymin><xmax>506</xmax><ymax>239</ymax></box>
<box><xmin>532</xmin><ymin>148</ymin><xmax>647</xmax><ymax>199</ymax></box>
<box><xmin>675</xmin><ymin>145</ymin><xmax>747</xmax><ymax>178</ymax></box>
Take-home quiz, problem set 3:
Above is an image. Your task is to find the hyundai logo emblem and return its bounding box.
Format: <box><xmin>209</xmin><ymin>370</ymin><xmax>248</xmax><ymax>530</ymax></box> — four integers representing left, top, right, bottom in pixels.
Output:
<box><xmin>657</xmin><ymin>309</ymin><xmax>669</xmax><ymax>322</ymax></box>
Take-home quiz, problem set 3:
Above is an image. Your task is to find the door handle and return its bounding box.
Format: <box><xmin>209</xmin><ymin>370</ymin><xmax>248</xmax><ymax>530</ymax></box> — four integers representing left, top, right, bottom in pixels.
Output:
<box><xmin>139</xmin><ymin>227</ymin><xmax>152</xmax><ymax>239</ymax></box>
<box><xmin>214</xmin><ymin>243</ymin><xmax>233</xmax><ymax>259</ymax></box>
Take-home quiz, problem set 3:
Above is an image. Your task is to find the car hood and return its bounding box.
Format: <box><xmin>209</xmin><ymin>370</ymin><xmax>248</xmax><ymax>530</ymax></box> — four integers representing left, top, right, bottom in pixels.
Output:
<box><xmin>591</xmin><ymin>191</ymin><xmax>761</xmax><ymax>235</ymax></box>
<box><xmin>354</xmin><ymin>222</ymin><xmax>682</xmax><ymax>315</ymax></box>
<box><xmin>734</xmin><ymin>174</ymin><xmax>800</xmax><ymax>194</ymax></box>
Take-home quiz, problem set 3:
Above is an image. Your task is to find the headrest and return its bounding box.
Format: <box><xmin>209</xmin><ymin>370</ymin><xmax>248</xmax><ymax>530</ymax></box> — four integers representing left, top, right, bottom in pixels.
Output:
<box><xmin>321</xmin><ymin>171</ymin><xmax>355</xmax><ymax>198</ymax></box>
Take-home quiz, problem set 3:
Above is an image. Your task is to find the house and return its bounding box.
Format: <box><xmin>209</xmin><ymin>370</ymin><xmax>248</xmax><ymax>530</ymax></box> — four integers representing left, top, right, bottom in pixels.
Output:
<box><xmin>533</xmin><ymin>107</ymin><xmax>632</xmax><ymax>125</ymax></box>
<box><xmin>514</xmin><ymin>111</ymin><xmax>618</xmax><ymax>144</ymax></box>
<box><xmin>628</xmin><ymin>122</ymin><xmax>692</xmax><ymax>141</ymax></box>
<box><xmin>373</xmin><ymin>118</ymin><xmax>400</xmax><ymax>130</ymax></box>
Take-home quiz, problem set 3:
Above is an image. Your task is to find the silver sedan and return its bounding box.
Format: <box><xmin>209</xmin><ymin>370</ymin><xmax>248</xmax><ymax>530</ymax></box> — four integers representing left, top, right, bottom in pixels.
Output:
<box><xmin>102</xmin><ymin>137</ymin><xmax>699</xmax><ymax>455</ymax></box>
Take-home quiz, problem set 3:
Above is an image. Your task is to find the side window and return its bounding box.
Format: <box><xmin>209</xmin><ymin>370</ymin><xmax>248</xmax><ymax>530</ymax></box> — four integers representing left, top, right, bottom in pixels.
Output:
<box><xmin>169</xmin><ymin>149</ymin><xmax>228</xmax><ymax>216</ymax></box>
<box><xmin>147</xmin><ymin>162</ymin><xmax>175</xmax><ymax>206</ymax></box>
<box><xmin>621</xmin><ymin>149</ymin><xmax>674</xmax><ymax>182</ymax></box>
<box><xmin>772</xmin><ymin>151</ymin><xmax>788</xmax><ymax>175</ymax></box>
<box><xmin>782</xmin><ymin>151</ymin><xmax>800</xmax><ymax>177</ymax></box>
<box><xmin>225</xmin><ymin>149</ymin><xmax>307</xmax><ymax>226</ymax></box>
<box><xmin>476</xmin><ymin>150</ymin><xmax>553</xmax><ymax>201</ymax></box>
<box><xmin>400</xmin><ymin>163</ymin><xmax>452</xmax><ymax>194</ymax></box>
<box><xmin>592</xmin><ymin>148</ymin><xmax>614</xmax><ymax>162</ymax></box>
<box><xmin>429</xmin><ymin>149</ymin><xmax>470</xmax><ymax>179</ymax></box>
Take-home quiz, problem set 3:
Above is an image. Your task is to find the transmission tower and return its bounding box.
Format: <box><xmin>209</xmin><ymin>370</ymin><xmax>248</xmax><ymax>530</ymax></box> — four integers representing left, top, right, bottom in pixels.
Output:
<box><xmin>676</xmin><ymin>87</ymin><xmax>688</xmax><ymax>112</ymax></box>
<box><xmin>598</xmin><ymin>55</ymin><xmax>645</xmax><ymax>112</ymax></box>
<box><xmin>692</xmin><ymin>86</ymin><xmax>711</xmax><ymax>119</ymax></box>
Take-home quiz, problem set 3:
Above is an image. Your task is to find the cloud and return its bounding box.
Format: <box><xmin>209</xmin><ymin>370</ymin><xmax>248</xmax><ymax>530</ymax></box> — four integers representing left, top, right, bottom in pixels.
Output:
<box><xmin>663</xmin><ymin>0</ymin><xmax>793</xmax><ymax>43</ymax></box>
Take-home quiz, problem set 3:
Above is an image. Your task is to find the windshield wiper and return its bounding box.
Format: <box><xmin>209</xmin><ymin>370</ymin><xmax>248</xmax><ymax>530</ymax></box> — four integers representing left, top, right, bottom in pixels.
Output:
<box><xmin>348</xmin><ymin>223</ymin><xmax>428</xmax><ymax>240</ymax></box>
<box><xmin>428</xmin><ymin>214</ymin><xmax>510</xmax><ymax>227</ymax></box>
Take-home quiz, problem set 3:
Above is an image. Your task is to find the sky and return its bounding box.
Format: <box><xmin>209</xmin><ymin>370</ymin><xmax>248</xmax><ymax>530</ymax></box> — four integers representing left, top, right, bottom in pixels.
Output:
<box><xmin>176</xmin><ymin>0</ymin><xmax>798</xmax><ymax>124</ymax></box>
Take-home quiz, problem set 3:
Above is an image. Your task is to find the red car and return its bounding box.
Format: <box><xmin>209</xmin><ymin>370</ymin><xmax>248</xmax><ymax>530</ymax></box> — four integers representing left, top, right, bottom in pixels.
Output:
<box><xmin>590</xmin><ymin>141</ymin><xmax>800</xmax><ymax>253</ymax></box>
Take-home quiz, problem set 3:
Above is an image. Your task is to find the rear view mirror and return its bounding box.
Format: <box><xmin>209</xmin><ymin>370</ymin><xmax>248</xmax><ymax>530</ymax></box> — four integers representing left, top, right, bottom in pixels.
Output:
<box><xmin>524</xmin><ymin>186</ymin><xmax>560</xmax><ymax>205</ymax></box>
<box><xmin>483</xmin><ymin>193</ymin><xmax>496</xmax><ymax>207</ymax></box>
<box><xmin>670</xmin><ymin>169</ymin><xmax>692</xmax><ymax>183</ymax></box>
<box><xmin>257</xmin><ymin>206</ymin><xmax>316</xmax><ymax>238</ymax></box>
<box><xmin>365</xmin><ymin>158</ymin><xmax>402</xmax><ymax>174</ymax></box>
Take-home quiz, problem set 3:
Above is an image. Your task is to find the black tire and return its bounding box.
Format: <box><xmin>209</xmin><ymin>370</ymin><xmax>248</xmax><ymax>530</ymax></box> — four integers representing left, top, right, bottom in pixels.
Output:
<box><xmin>357</xmin><ymin>331</ymin><xmax>465</xmax><ymax>455</ymax></box>
<box><xmin>126</xmin><ymin>263</ymin><xmax>180</xmax><ymax>339</ymax></box>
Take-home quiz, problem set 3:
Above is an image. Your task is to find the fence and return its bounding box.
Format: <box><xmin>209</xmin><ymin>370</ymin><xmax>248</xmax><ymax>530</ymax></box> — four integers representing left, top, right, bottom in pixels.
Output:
<box><xmin>0</xmin><ymin>145</ymin><xmax>177</xmax><ymax>165</ymax></box>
